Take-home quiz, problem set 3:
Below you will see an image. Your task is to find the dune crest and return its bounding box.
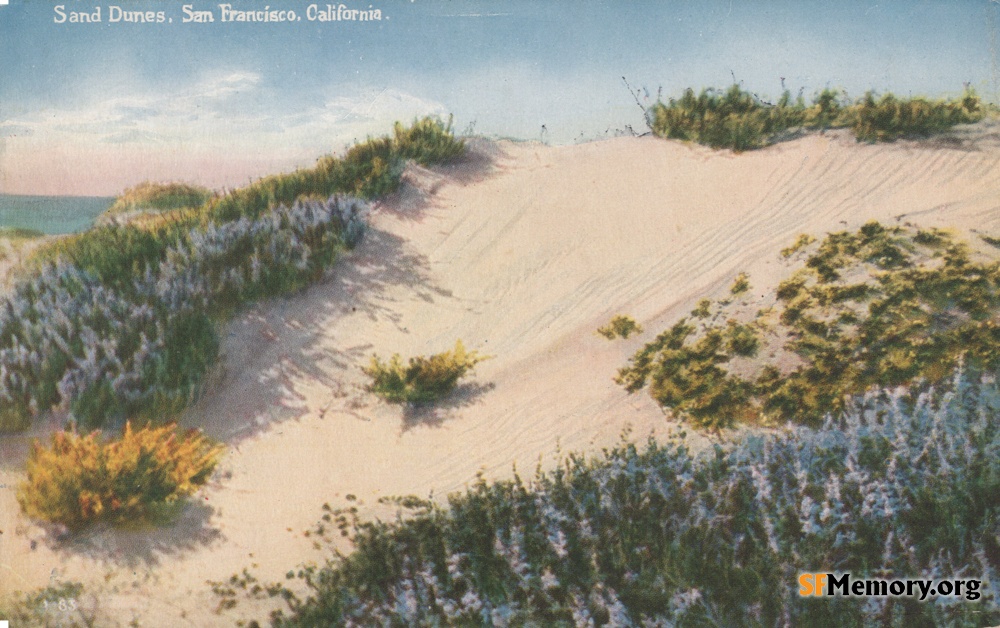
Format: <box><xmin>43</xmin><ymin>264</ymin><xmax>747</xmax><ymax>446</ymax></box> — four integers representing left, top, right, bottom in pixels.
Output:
<box><xmin>3</xmin><ymin>128</ymin><xmax>1000</xmax><ymax>624</ymax></box>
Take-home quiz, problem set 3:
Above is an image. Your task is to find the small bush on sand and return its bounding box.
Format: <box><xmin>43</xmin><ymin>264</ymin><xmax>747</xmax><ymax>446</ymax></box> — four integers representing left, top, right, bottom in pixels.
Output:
<box><xmin>363</xmin><ymin>340</ymin><xmax>487</xmax><ymax>405</ymax></box>
<box><xmin>596</xmin><ymin>314</ymin><xmax>643</xmax><ymax>339</ymax></box>
<box><xmin>392</xmin><ymin>115</ymin><xmax>466</xmax><ymax>165</ymax></box>
<box><xmin>18</xmin><ymin>422</ymin><xmax>222</xmax><ymax>530</ymax></box>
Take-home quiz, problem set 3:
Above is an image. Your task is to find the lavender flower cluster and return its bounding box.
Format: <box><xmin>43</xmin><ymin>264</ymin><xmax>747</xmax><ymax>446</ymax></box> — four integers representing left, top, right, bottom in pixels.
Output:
<box><xmin>0</xmin><ymin>196</ymin><xmax>366</xmax><ymax>431</ymax></box>
<box><xmin>274</xmin><ymin>369</ymin><xmax>999</xmax><ymax>626</ymax></box>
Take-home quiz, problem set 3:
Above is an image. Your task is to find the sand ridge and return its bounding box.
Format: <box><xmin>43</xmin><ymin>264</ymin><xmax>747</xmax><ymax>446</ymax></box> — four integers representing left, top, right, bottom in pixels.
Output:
<box><xmin>2</xmin><ymin>127</ymin><xmax>1000</xmax><ymax>624</ymax></box>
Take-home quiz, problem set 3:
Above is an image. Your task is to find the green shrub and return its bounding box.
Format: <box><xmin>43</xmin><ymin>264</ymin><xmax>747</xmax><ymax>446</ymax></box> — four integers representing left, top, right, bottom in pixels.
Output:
<box><xmin>780</xmin><ymin>233</ymin><xmax>816</xmax><ymax>258</ymax></box>
<box><xmin>648</xmin><ymin>84</ymin><xmax>803</xmax><ymax>151</ymax></box>
<box><xmin>729</xmin><ymin>272</ymin><xmax>750</xmax><ymax>295</ymax></box>
<box><xmin>648</xmin><ymin>84</ymin><xmax>983</xmax><ymax>151</ymax></box>
<box><xmin>619</xmin><ymin>223</ymin><xmax>1000</xmax><ymax>427</ymax></box>
<box><xmin>596</xmin><ymin>314</ymin><xmax>643</xmax><ymax>339</ymax></box>
<box><xmin>363</xmin><ymin>340</ymin><xmax>487</xmax><ymax>405</ymax></box>
<box><xmin>849</xmin><ymin>90</ymin><xmax>982</xmax><ymax>142</ymax></box>
<box><xmin>18</xmin><ymin>422</ymin><xmax>222</xmax><ymax>530</ymax></box>
<box><xmin>392</xmin><ymin>115</ymin><xmax>466</xmax><ymax>165</ymax></box>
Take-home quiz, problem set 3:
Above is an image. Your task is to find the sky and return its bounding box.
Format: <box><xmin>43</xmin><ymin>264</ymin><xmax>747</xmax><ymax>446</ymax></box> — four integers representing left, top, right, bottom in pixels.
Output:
<box><xmin>0</xmin><ymin>0</ymin><xmax>997</xmax><ymax>196</ymax></box>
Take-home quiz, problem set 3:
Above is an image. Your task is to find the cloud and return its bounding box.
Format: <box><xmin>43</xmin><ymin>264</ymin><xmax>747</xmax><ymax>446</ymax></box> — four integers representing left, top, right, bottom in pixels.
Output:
<box><xmin>0</xmin><ymin>72</ymin><xmax>448</xmax><ymax>195</ymax></box>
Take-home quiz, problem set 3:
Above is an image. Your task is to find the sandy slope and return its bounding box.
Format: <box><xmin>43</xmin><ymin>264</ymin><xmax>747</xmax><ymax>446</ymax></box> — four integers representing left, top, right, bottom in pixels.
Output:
<box><xmin>3</xmin><ymin>125</ymin><xmax>1000</xmax><ymax>625</ymax></box>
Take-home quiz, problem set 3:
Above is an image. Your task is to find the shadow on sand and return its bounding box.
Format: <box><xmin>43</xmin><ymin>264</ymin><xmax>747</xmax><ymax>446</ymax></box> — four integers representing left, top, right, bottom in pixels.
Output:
<box><xmin>38</xmin><ymin>501</ymin><xmax>222</xmax><ymax>569</ymax></box>
<box><xmin>183</xmin><ymin>143</ymin><xmax>507</xmax><ymax>444</ymax></box>
<box><xmin>400</xmin><ymin>381</ymin><xmax>497</xmax><ymax>431</ymax></box>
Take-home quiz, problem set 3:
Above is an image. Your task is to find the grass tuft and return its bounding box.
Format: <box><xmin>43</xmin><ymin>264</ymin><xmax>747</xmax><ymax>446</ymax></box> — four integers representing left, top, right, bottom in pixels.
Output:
<box><xmin>597</xmin><ymin>314</ymin><xmax>643</xmax><ymax>340</ymax></box>
<box><xmin>363</xmin><ymin>340</ymin><xmax>487</xmax><ymax>405</ymax></box>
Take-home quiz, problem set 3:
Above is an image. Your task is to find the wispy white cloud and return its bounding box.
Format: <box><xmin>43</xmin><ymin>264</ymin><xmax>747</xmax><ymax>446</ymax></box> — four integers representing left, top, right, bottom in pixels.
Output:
<box><xmin>0</xmin><ymin>72</ymin><xmax>448</xmax><ymax>195</ymax></box>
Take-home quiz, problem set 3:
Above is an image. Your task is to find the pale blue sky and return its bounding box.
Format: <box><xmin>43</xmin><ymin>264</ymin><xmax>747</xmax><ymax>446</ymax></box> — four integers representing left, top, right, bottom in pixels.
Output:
<box><xmin>0</xmin><ymin>0</ymin><xmax>996</xmax><ymax>194</ymax></box>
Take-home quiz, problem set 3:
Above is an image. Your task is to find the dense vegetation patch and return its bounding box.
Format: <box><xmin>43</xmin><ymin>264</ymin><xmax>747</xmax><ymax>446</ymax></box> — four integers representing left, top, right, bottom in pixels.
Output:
<box><xmin>618</xmin><ymin>223</ymin><xmax>1000</xmax><ymax>429</ymax></box>
<box><xmin>648</xmin><ymin>84</ymin><xmax>983</xmax><ymax>151</ymax></box>
<box><xmin>18</xmin><ymin>422</ymin><xmax>221</xmax><ymax>530</ymax></box>
<box><xmin>223</xmin><ymin>370</ymin><xmax>999</xmax><ymax>626</ymax></box>
<box><xmin>363</xmin><ymin>340</ymin><xmax>487</xmax><ymax>405</ymax></box>
<box><xmin>0</xmin><ymin>117</ymin><xmax>463</xmax><ymax>433</ymax></box>
<box><xmin>0</xmin><ymin>197</ymin><xmax>364</xmax><ymax>432</ymax></box>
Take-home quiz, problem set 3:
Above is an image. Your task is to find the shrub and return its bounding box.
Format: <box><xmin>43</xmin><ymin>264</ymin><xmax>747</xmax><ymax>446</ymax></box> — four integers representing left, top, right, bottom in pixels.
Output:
<box><xmin>392</xmin><ymin>115</ymin><xmax>466</xmax><ymax>165</ymax></box>
<box><xmin>648</xmin><ymin>84</ymin><xmax>983</xmax><ymax>151</ymax></box>
<box><xmin>596</xmin><ymin>314</ymin><xmax>643</xmax><ymax>340</ymax></box>
<box><xmin>849</xmin><ymin>90</ymin><xmax>982</xmax><ymax>142</ymax></box>
<box><xmin>231</xmin><ymin>369</ymin><xmax>1000</xmax><ymax>626</ymax></box>
<box><xmin>363</xmin><ymin>340</ymin><xmax>487</xmax><ymax>405</ymax></box>
<box><xmin>619</xmin><ymin>223</ymin><xmax>1000</xmax><ymax>427</ymax></box>
<box><xmin>648</xmin><ymin>84</ymin><xmax>803</xmax><ymax>151</ymax></box>
<box><xmin>18</xmin><ymin>422</ymin><xmax>222</xmax><ymax>530</ymax></box>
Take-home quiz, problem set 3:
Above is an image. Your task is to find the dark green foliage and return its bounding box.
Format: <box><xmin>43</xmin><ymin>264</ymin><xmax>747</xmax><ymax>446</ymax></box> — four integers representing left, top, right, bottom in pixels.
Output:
<box><xmin>619</xmin><ymin>223</ymin><xmax>1000</xmax><ymax>427</ymax></box>
<box><xmin>596</xmin><ymin>314</ymin><xmax>643</xmax><ymax>340</ymax></box>
<box><xmin>616</xmin><ymin>319</ymin><xmax>758</xmax><ymax>431</ymax></box>
<box><xmin>981</xmin><ymin>234</ymin><xmax>1000</xmax><ymax>249</ymax></box>
<box><xmin>227</xmin><ymin>373</ymin><xmax>1000</xmax><ymax>626</ymax></box>
<box><xmin>649</xmin><ymin>84</ymin><xmax>808</xmax><ymax>151</ymax></box>
<box><xmin>849</xmin><ymin>91</ymin><xmax>982</xmax><ymax>142</ymax></box>
<box><xmin>648</xmin><ymin>84</ymin><xmax>983</xmax><ymax>151</ymax></box>
<box><xmin>363</xmin><ymin>341</ymin><xmax>487</xmax><ymax>405</ymax></box>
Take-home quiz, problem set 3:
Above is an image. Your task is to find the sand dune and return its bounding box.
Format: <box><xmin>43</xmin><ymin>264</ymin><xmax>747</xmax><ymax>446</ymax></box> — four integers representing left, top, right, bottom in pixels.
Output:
<box><xmin>3</xmin><ymin>125</ymin><xmax>1000</xmax><ymax>624</ymax></box>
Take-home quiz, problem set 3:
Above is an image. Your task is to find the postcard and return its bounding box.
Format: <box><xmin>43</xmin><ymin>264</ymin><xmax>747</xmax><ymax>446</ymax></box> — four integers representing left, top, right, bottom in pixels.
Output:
<box><xmin>1</xmin><ymin>1</ymin><xmax>998</xmax><ymax>626</ymax></box>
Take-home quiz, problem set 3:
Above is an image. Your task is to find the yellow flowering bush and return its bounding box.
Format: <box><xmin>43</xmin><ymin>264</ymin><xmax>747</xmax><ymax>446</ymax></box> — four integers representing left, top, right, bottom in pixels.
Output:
<box><xmin>18</xmin><ymin>422</ymin><xmax>223</xmax><ymax>529</ymax></box>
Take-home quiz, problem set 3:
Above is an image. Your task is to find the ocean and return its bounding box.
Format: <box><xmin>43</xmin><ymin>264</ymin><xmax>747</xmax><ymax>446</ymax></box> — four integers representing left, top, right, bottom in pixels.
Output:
<box><xmin>0</xmin><ymin>194</ymin><xmax>114</xmax><ymax>235</ymax></box>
